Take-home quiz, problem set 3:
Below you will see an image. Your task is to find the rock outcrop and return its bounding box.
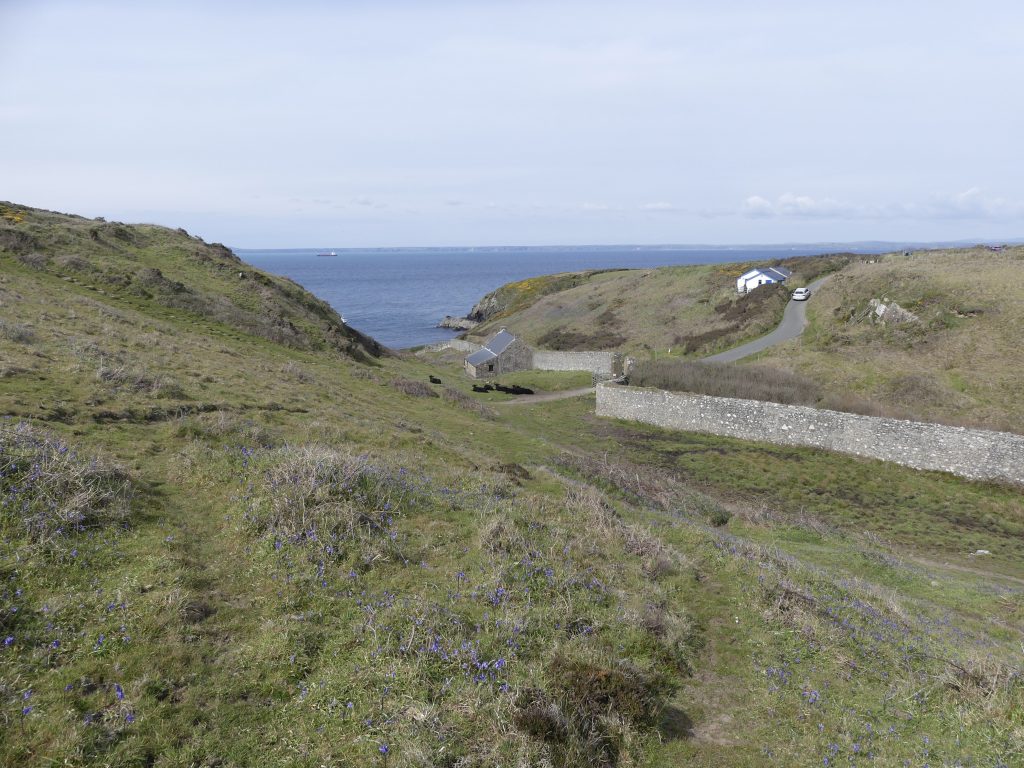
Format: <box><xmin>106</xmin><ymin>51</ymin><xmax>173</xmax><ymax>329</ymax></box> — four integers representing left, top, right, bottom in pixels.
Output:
<box><xmin>437</xmin><ymin>315</ymin><xmax>478</xmax><ymax>331</ymax></box>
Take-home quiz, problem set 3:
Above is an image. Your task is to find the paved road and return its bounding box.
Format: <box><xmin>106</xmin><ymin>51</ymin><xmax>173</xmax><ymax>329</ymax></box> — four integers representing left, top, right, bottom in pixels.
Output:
<box><xmin>702</xmin><ymin>275</ymin><xmax>831</xmax><ymax>363</ymax></box>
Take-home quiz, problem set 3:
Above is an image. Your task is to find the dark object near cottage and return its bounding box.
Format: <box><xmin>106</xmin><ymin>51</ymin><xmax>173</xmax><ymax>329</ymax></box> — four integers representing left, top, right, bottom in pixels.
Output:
<box><xmin>472</xmin><ymin>384</ymin><xmax>489</xmax><ymax>392</ymax></box>
<box><xmin>429</xmin><ymin>375</ymin><xmax>442</xmax><ymax>384</ymax></box>
<box><xmin>493</xmin><ymin>383</ymin><xmax>534</xmax><ymax>395</ymax></box>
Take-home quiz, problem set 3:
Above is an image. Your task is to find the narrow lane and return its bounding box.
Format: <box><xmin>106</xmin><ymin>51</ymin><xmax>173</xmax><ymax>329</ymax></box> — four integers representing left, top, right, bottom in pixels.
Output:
<box><xmin>702</xmin><ymin>275</ymin><xmax>831</xmax><ymax>363</ymax></box>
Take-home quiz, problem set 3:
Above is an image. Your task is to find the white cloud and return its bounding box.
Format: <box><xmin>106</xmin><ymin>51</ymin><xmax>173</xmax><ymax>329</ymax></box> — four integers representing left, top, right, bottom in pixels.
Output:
<box><xmin>923</xmin><ymin>188</ymin><xmax>1024</xmax><ymax>219</ymax></box>
<box><xmin>640</xmin><ymin>201</ymin><xmax>682</xmax><ymax>212</ymax></box>
<box><xmin>740</xmin><ymin>196</ymin><xmax>775</xmax><ymax>217</ymax></box>
<box><xmin>741</xmin><ymin>193</ymin><xmax>854</xmax><ymax>218</ymax></box>
<box><xmin>740</xmin><ymin>189</ymin><xmax>1024</xmax><ymax>221</ymax></box>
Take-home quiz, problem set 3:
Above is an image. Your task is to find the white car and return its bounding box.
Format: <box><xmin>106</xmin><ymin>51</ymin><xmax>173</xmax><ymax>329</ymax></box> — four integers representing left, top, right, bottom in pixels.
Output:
<box><xmin>791</xmin><ymin>287</ymin><xmax>811</xmax><ymax>301</ymax></box>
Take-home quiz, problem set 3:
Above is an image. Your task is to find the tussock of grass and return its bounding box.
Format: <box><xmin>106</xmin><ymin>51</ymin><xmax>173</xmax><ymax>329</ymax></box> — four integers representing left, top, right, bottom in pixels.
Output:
<box><xmin>95</xmin><ymin>357</ymin><xmax>186</xmax><ymax>399</ymax></box>
<box><xmin>389</xmin><ymin>376</ymin><xmax>438</xmax><ymax>398</ymax></box>
<box><xmin>174</xmin><ymin>411</ymin><xmax>278</xmax><ymax>446</ymax></box>
<box><xmin>240</xmin><ymin>445</ymin><xmax>415</xmax><ymax>550</ymax></box>
<box><xmin>0</xmin><ymin>319</ymin><xmax>35</xmax><ymax>344</ymax></box>
<box><xmin>440</xmin><ymin>386</ymin><xmax>497</xmax><ymax>419</ymax></box>
<box><xmin>0</xmin><ymin>421</ymin><xmax>133</xmax><ymax>548</ymax></box>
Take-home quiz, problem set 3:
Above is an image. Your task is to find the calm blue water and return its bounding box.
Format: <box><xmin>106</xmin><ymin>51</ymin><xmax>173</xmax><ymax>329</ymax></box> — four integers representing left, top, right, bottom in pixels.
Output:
<box><xmin>238</xmin><ymin>245</ymin><xmax>893</xmax><ymax>349</ymax></box>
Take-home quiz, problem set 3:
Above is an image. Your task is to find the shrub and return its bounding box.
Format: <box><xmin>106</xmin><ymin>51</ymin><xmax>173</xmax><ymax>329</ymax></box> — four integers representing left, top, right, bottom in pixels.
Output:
<box><xmin>517</xmin><ymin>652</ymin><xmax>672</xmax><ymax>767</ymax></box>
<box><xmin>0</xmin><ymin>319</ymin><xmax>35</xmax><ymax>344</ymax></box>
<box><xmin>537</xmin><ymin>327</ymin><xmax>626</xmax><ymax>350</ymax></box>
<box><xmin>708</xmin><ymin>507</ymin><xmax>732</xmax><ymax>527</ymax></box>
<box><xmin>628</xmin><ymin>359</ymin><xmax>823</xmax><ymax>405</ymax></box>
<box><xmin>0</xmin><ymin>421</ymin><xmax>133</xmax><ymax>547</ymax></box>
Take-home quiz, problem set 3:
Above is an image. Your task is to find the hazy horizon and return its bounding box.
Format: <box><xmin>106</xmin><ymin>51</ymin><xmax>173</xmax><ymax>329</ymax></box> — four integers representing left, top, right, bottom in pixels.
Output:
<box><xmin>4</xmin><ymin>1</ymin><xmax>1023</xmax><ymax>248</ymax></box>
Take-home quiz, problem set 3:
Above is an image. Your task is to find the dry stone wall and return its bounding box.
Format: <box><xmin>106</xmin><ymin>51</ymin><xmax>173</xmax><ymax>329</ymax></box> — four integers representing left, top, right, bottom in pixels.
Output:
<box><xmin>532</xmin><ymin>350</ymin><xmax>618</xmax><ymax>378</ymax></box>
<box><xmin>596</xmin><ymin>383</ymin><xmax>1024</xmax><ymax>485</ymax></box>
<box><xmin>419</xmin><ymin>339</ymin><xmax>481</xmax><ymax>354</ymax></box>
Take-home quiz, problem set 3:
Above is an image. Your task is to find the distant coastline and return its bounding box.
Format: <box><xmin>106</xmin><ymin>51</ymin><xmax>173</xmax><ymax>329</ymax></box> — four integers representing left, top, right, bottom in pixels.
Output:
<box><xmin>236</xmin><ymin>237</ymin><xmax>1021</xmax><ymax>256</ymax></box>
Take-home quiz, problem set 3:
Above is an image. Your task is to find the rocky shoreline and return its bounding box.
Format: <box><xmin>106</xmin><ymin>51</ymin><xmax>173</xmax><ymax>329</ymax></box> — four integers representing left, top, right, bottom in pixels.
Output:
<box><xmin>437</xmin><ymin>315</ymin><xmax>478</xmax><ymax>331</ymax></box>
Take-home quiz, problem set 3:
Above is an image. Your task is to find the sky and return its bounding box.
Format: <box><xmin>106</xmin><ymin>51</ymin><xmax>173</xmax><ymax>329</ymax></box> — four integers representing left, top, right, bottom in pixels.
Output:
<box><xmin>2</xmin><ymin>0</ymin><xmax>1023</xmax><ymax>248</ymax></box>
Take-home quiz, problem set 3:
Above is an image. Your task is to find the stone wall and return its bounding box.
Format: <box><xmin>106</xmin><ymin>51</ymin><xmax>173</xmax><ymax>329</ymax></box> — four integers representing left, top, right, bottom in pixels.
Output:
<box><xmin>596</xmin><ymin>383</ymin><xmax>1024</xmax><ymax>485</ymax></box>
<box><xmin>419</xmin><ymin>339</ymin><xmax>481</xmax><ymax>354</ymax></box>
<box><xmin>532</xmin><ymin>350</ymin><xmax>619</xmax><ymax>378</ymax></box>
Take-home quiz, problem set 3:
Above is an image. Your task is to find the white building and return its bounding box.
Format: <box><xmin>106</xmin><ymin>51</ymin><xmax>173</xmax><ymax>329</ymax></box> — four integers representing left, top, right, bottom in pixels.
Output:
<box><xmin>736</xmin><ymin>266</ymin><xmax>792</xmax><ymax>293</ymax></box>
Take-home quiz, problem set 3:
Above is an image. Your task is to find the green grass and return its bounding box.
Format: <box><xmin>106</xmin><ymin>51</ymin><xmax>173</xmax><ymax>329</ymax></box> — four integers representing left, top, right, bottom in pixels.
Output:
<box><xmin>1</xmin><ymin>204</ymin><xmax>1021</xmax><ymax>767</ymax></box>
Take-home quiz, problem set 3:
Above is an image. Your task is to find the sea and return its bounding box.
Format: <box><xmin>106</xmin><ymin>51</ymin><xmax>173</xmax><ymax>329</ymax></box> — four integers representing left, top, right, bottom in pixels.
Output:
<box><xmin>238</xmin><ymin>244</ymin><xmax>907</xmax><ymax>349</ymax></box>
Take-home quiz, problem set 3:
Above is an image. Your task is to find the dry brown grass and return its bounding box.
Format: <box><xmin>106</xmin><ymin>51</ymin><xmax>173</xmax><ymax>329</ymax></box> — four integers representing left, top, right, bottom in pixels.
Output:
<box><xmin>0</xmin><ymin>421</ymin><xmax>134</xmax><ymax>548</ymax></box>
<box><xmin>389</xmin><ymin>376</ymin><xmax>438</xmax><ymax>398</ymax></box>
<box><xmin>761</xmin><ymin>246</ymin><xmax>1024</xmax><ymax>432</ymax></box>
<box><xmin>440</xmin><ymin>386</ymin><xmax>498</xmax><ymax>419</ymax></box>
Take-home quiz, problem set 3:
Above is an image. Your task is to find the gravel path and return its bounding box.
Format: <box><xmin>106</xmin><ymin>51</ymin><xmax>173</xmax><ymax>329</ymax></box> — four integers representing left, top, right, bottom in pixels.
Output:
<box><xmin>493</xmin><ymin>385</ymin><xmax>596</xmax><ymax>405</ymax></box>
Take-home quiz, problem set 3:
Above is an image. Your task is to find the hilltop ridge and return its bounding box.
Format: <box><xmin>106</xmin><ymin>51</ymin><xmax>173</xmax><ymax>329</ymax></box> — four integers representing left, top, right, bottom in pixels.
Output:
<box><xmin>0</xmin><ymin>202</ymin><xmax>383</xmax><ymax>359</ymax></box>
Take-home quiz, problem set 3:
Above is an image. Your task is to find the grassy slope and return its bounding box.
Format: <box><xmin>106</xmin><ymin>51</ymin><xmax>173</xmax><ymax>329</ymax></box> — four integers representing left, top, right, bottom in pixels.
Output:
<box><xmin>2</xmin><ymin>207</ymin><xmax>1021</xmax><ymax>767</ymax></box>
<box><xmin>755</xmin><ymin>246</ymin><xmax>1024</xmax><ymax>432</ymax></box>
<box><xmin>466</xmin><ymin>254</ymin><xmax>851</xmax><ymax>358</ymax></box>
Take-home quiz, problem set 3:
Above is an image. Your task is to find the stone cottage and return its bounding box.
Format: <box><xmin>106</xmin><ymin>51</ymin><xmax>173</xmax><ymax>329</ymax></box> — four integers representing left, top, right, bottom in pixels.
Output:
<box><xmin>464</xmin><ymin>328</ymin><xmax>531</xmax><ymax>378</ymax></box>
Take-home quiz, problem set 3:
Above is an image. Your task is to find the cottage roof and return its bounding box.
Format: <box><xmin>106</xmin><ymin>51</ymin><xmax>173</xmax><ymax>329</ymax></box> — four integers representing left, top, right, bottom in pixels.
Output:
<box><xmin>741</xmin><ymin>266</ymin><xmax>791</xmax><ymax>282</ymax></box>
<box><xmin>466</xmin><ymin>347</ymin><xmax>498</xmax><ymax>365</ymax></box>
<box><xmin>465</xmin><ymin>328</ymin><xmax>519</xmax><ymax>367</ymax></box>
<box><xmin>485</xmin><ymin>329</ymin><xmax>517</xmax><ymax>355</ymax></box>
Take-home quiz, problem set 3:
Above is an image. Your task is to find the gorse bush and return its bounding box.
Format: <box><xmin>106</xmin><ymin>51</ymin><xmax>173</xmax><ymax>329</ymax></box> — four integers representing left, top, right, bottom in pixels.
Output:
<box><xmin>0</xmin><ymin>421</ymin><xmax>133</xmax><ymax>547</ymax></box>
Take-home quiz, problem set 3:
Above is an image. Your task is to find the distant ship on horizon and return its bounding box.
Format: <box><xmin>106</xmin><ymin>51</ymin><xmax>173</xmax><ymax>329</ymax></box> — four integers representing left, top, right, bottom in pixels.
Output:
<box><xmin>317</xmin><ymin>250</ymin><xmax>338</xmax><ymax>257</ymax></box>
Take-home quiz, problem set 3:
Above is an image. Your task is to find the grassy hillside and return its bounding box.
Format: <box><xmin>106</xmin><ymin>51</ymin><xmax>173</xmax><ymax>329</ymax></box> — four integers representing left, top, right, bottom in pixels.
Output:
<box><xmin>755</xmin><ymin>246</ymin><xmax>1024</xmax><ymax>432</ymax></box>
<box><xmin>467</xmin><ymin>245</ymin><xmax>1024</xmax><ymax>431</ymax></box>
<box><xmin>2</xmin><ymin>206</ymin><xmax>1021</xmax><ymax>766</ymax></box>
<box><xmin>466</xmin><ymin>253</ymin><xmax>851</xmax><ymax>356</ymax></box>
<box><xmin>0</xmin><ymin>202</ymin><xmax>382</xmax><ymax>361</ymax></box>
